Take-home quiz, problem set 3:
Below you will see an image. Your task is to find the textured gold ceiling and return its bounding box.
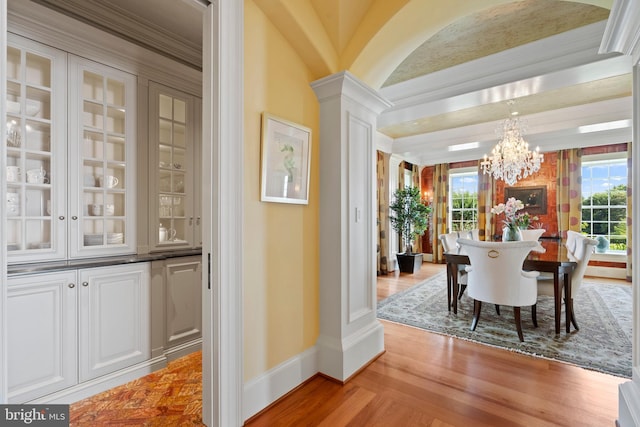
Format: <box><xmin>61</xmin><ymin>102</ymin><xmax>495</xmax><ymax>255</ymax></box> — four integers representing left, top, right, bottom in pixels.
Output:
<box><xmin>383</xmin><ymin>0</ymin><xmax>610</xmax><ymax>87</ymax></box>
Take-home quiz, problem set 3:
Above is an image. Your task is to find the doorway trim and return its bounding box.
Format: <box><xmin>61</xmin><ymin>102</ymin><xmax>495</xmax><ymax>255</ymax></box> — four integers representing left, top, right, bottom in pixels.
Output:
<box><xmin>201</xmin><ymin>1</ymin><xmax>244</xmax><ymax>425</ymax></box>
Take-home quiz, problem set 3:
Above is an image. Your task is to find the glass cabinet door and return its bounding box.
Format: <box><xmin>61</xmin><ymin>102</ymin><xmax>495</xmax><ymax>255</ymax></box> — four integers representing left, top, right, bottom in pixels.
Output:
<box><xmin>68</xmin><ymin>56</ymin><xmax>136</xmax><ymax>258</ymax></box>
<box><xmin>149</xmin><ymin>83</ymin><xmax>198</xmax><ymax>250</ymax></box>
<box><xmin>6</xmin><ymin>35</ymin><xmax>67</xmax><ymax>263</ymax></box>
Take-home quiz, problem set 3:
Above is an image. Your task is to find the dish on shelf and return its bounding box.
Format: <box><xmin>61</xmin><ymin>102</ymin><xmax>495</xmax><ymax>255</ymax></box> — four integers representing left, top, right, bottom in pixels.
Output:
<box><xmin>25</xmin><ymin>100</ymin><xmax>40</xmax><ymax>116</ymax></box>
<box><xmin>29</xmin><ymin>242</ymin><xmax>51</xmax><ymax>249</ymax></box>
<box><xmin>6</xmin><ymin>99</ymin><xmax>40</xmax><ymax>116</ymax></box>
<box><xmin>84</xmin><ymin>233</ymin><xmax>104</xmax><ymax>246</ymax></box>
<box><xmin>7</xmin><ymin>100</ymin><xmax>20</xmax><ymax>114</ymax></box>
<box><xmin>106</xmin><ymin>232</ymin><xmax>123</xmax><ymax>244</ymax></box>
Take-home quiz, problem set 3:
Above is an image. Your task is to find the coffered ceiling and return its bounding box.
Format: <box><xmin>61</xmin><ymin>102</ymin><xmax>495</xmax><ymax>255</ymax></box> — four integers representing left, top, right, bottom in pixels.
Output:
<box><xmin>25</xmin><ymin>0</ymin><xmax>632</xmax><ymax>166</ymax></box>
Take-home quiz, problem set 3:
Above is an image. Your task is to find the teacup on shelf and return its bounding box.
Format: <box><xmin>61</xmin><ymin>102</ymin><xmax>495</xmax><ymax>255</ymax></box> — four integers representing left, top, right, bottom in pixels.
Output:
<box><xmin>26</xmin><ymin>168</ymin><xmax>48</xmax><ymax>184</ymax></box>
<box><xmin>98</xmin><ymin>175</ymin><xmax>119</xmax><ymax>189</ymax></box>
<box><xmin>90</xmin><ymin>204</ymin><xmax>103</xmax><ymax>216</ymax></box>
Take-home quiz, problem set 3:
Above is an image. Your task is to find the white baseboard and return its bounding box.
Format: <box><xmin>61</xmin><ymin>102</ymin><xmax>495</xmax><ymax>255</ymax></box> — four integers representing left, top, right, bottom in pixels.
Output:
<box><xmin>29</xmin><ymin>356</ymin><xmax>168</xmax><ymax>404</ymax></box>
<box><xmin>165</xmin><ymin>338</ymin><xmax>202</xmax><ymax>362</ymax></box>
<box><xmin>243</xmin><ymin>345</ymin><xmax>318</xmax><ymax>421</ymax></box>
<box><xmin>618</xmin><ymin>368</ymin><xmax>640</xmax><ymax>427</ymax></box>
<box><xmin>586</xmin><ymin>265</ymin><xmax>627</xmax><ymax>280</ymax></box>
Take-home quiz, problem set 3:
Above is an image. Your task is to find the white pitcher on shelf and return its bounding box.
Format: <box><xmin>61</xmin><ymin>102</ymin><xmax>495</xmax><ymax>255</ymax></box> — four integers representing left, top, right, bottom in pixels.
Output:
<box><xmin>159</xmin><ymin>224</ymin><xmax>176</xmax><ymax>242</ymax></box>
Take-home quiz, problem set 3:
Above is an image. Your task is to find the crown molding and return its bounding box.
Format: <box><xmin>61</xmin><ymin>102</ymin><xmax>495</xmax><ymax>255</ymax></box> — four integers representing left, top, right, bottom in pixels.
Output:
<box><xmin>600</xmin><ymin>0</ymin><xmax>640</xmax><ymax>65</ymax></box>
<box><xmin>31</xmin><ymin>0</ymin><xmax>202</xmax><ymax>71</ymax></box>
<box><xmin>8</xmin><ymin>0</ymin><xmax>201</xmax><ymax>95</ymax></box>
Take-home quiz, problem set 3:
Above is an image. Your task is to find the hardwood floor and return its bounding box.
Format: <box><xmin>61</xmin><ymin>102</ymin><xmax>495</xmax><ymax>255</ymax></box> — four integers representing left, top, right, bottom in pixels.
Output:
<box><xmin>70</xmin><ymin>262</ymin><xmax>627</xmax><ymax>426</ymax></box>
<box><xmin>377</xmin><ymin>261</ymin><xmax>446</xmax><ymax>301</ymax></box>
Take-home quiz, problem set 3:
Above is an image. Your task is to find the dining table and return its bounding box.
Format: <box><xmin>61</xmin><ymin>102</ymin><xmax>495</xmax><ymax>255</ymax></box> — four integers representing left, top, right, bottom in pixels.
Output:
<box><xmin>443</xmin><ymin>238</ymin><xmax>577</xmax><ymax>334</ymax></box>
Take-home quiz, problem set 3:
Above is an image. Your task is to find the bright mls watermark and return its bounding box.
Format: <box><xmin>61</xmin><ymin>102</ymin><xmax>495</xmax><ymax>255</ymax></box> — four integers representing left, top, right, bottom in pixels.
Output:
<box><xmin>0</xmin><ymin>405</ymin><xmax>69</xmax><ymax>426</ymax></box>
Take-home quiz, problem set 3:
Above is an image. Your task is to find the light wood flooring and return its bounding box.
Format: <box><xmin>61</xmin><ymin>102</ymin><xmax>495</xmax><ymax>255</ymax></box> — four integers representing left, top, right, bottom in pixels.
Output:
<box><xmin>70</xmin><ymin>262</ymin><xmax>628</xmax><ymax>426</ymax></box>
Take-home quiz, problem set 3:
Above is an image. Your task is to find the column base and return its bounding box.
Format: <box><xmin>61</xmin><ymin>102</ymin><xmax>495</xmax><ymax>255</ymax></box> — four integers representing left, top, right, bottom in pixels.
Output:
<box><xmin>316</xmin><ymin>320</ymin><xmax>384</xmax><ymax>382</ymax></box>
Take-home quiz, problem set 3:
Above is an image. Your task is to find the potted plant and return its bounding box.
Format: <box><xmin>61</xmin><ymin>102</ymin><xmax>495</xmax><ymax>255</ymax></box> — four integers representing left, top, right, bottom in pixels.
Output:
<box><xmin>389</xmin><ymin>186</ymin><xmax>431</xmax><ymax>273</ymax></box>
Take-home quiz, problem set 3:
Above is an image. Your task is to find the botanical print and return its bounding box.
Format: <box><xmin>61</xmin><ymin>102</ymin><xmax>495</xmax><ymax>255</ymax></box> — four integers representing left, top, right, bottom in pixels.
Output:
<box><xmin>261</xmin><ymin>114</ymin><xmax>311</xmax><ymax>204</ymax></box>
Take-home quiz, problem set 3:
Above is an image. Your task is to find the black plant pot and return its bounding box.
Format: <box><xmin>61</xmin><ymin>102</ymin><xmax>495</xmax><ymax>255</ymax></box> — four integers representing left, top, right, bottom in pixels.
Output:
<box><xmin>396</xmin><ymin>253</ymin><xmax>423</xmax><ymax>274</ymax></box>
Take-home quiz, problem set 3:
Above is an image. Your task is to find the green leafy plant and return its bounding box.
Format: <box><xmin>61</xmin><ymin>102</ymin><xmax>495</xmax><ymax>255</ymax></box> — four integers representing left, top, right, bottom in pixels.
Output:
<box><xmin>389</xmin><ymin>186</ymin><xmax>431</xmax><ymax>254</ymax></box>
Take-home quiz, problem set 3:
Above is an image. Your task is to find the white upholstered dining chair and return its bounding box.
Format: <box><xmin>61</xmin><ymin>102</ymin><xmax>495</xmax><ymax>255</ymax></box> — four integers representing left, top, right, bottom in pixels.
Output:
<box><xmin>538</xmin><ymin>233</ymin><xmax>597</xmax><ymax>331</ymax></box>
<box><xmin>564</xmin><ymin>230</ymin><xmax>583</xmax><ymax>255</ymax></box>
<box><xmin>520</xmin><ymin>228</ymin><xmax>545</xmax><ymax>241</ymax></box>
<box><xmin>457</xmin><ymin>238</ymin><xmax>540</xmax><ymax>342</ymax></box>
<box><xmin>439</xmin><ymin>232</ymin><xmax>468</xmax><ymax>309</ymax></box>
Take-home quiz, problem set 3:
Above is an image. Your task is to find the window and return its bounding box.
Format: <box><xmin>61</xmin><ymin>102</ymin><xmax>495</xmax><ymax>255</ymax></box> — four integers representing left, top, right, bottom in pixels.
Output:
<box><xmin>581</xmin><ymin>154</ymin><xmax>627</xmax><ymax>253</ymax></box>
<box><xmin>449</xmin><ymin>169</ymin><xmax>478</xmax><ymax>232</ymax></box>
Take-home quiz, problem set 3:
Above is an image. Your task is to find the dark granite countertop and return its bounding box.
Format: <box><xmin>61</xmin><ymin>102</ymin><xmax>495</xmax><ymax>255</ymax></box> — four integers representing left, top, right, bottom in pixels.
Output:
<box><xmin>8</xmin><ymin>249</ymin><xmax>203</xmax><ymax>276</ymax></box>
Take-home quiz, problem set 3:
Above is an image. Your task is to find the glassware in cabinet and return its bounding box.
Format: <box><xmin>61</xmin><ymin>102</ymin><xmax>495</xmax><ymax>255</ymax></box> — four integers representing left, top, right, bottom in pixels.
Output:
<box><xmin>68</xmin><ymin>55</ymin><xmax>136</xmax><ymax>258</ymax></box>
<box><xmin>150</xmin><ymin>84</ymin><xmax>199</xmax><ymax>249</ymax></box>
<box><xmin>6</xmin><ymin>35</ymin><xmax>66</xmax><ymax>262</ymax></box>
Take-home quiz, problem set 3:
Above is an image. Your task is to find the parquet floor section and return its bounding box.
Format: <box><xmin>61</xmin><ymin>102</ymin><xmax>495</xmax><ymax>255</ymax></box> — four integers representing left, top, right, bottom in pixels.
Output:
<box><xmin>69</xmin><ymin>351</ymin><xmax>204</xmax><ymax>426</ymax></box>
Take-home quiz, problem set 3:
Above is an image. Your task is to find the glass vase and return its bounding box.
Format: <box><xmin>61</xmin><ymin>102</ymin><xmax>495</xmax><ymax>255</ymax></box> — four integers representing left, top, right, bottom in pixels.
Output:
<box><xmin>502</xmin><ymin>226</ymin><xmax>522</xmax><ymax>242</ymax></box>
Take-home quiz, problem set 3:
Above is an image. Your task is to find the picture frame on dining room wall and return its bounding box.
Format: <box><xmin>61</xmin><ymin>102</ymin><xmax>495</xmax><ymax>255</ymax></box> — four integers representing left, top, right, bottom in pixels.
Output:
<box><xmin>505</xmin><ymin>185</ymin><xmax>547</xmax><ymax>215</ymax></box>
<box><xmin>260</xmin><ymin>113</ymin><xmax>312</xmax><ymax>204</ymax></box>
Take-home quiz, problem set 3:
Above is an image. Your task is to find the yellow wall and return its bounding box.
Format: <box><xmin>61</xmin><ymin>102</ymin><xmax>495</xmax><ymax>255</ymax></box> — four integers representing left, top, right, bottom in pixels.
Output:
<box><xmin>243</xmin><ymin>0</ymin><xmax>320</xmax><ymax>381</ymax></box>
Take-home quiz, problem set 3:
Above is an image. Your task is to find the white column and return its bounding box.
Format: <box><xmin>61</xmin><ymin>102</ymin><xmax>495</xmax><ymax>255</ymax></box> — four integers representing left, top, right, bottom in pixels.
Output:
<box><xmin>311</xmin><ymin>71</ymin><xmax>392</xmax><ymax>381</ymax></box>
<box><xmin>600</xmin><ymin>1</ymin><xmax>640</xmax><ymax>425</ymax></box>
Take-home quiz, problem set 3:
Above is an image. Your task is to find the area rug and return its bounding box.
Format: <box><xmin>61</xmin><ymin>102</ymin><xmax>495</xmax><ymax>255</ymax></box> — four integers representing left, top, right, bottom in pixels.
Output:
<box><xmin>377</xmin><ymin>272</ymin><xmax>632</xmax><ymax>378</ymax></box>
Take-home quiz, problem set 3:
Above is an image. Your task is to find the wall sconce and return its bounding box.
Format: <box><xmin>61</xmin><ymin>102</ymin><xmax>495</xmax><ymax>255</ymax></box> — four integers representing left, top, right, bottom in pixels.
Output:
<box><xmin>423</xmin><ymin>191</ymin><xmax>433</xmax><ymax>204</ymax></box>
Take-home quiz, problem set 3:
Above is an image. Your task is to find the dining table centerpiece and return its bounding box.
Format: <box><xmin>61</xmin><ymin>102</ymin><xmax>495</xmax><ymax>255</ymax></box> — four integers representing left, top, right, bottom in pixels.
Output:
<box><xmin>491</xmin><ymin>197</ymin><xmax>526</xmax><ymax>241</ymax></box>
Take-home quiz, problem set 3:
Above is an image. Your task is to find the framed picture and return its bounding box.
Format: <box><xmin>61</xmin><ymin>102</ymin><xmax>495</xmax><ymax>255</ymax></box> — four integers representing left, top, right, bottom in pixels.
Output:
<box><xmin>260</xmin><ymin>113</ymin><xmax>312</xmax><ymax>204</ymax></box>
<box><xmin>505</xmin><ymin>186</ymin><xmax>547</xmax><ymax>215</ymax></box>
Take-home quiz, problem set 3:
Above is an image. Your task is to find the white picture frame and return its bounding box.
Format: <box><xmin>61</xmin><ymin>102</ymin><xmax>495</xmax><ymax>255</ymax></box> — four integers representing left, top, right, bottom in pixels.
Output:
<box><xmin>260</xmin><ymin>113</ymin><xmax>311</xmax><ymax>204</ymax></box>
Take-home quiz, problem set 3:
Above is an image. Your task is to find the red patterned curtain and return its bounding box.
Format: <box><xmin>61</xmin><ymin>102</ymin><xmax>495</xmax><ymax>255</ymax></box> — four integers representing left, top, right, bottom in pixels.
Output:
<box><xmin>376</xmin><ymin>151</ymin><xmax>390</xmax><ymax>275</ymax></box>
<box><xmin>412</xmin><ymin>163</ymin><xmax>422</xmax><ymax>253</ymax></box>
<box><xmin>557</xmin><ymin>148</ymin><xmax>582</xmax><ymax>239</ymax></box>
<box><xmin>477</xmin><ymin>162</ymin><xmax>494</xmax><ymax>241</ymax></box>
<box><xmin>627</xmin><ymin>142</ymin><xmax>632</xmax><ymax>281</ymax></box>
<box><xmin>431</xmin><ymin>163</ymin><xmax>449</xmax><ymax>263</ymax></box>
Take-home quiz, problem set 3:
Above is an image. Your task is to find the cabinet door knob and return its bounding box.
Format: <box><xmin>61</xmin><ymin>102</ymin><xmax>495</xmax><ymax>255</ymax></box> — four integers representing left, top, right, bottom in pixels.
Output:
<box><xmin>72</xmin><ymin>216</ymin><xmax>78</xmax><ymax>220</ymax></box>
<box><xmin>68</xmin><ymin>283</ymin><xmax>75</xmax><ymax>288</ymax></box>
<box><xmin>82</xmin><ymin>281</ymin><xmax>89</xmax><ymax>287</ymax></box>
<box><xmin>189</xmin><ymin>217</ymin><xmax>193</xmax><ymax>225</ymax></box>
<box><xmin>196</xmin><ymin>217</ymin><xmax>201</xmax><ymax>225</ymax></box>
<box><xmin>59</xmin><ymin>216</ymin><xmax>65</xmax><ymax>220</ymax></box>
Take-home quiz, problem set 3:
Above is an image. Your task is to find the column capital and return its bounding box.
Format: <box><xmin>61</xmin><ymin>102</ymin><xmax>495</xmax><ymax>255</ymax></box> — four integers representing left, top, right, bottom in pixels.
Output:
<box><xmin>311</xmin><ymin>71</ymin><xmax>392</xmax><ymax>115</ymax></box>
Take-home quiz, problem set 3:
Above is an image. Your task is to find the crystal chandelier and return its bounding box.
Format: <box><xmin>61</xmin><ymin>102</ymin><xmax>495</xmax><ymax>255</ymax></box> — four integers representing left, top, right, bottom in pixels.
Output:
<box><xmin>481</xmin><ymin>100</ymin><xmax>543</xmax><ymax>186</ymax></box>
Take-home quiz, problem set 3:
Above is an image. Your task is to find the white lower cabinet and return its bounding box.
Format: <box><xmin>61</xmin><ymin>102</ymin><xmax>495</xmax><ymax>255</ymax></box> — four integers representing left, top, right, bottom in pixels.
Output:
<box><xmin>7</xmin><ymin>262</ymin><xmax>150</xmax><ymax>403</ymax></box>
<box><xmin>8</xmin><ymin>271</ymin><xmax>77</xmax><ymax>403</ymax></box>
<box><xmin>78</xmin><ymin>264</ymin><xmax>151</xmax><ymax>382</ymax></box>
<box><xmin>151</xmin><ymin>255</ymin><xmax>202</xmax><ymax>360</ymax></box>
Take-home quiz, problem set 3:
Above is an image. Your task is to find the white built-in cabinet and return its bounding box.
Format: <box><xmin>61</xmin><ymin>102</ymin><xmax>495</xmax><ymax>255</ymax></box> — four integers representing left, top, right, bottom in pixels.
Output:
<box><xmin>7</xmin><ymin>263</ymin><xmax>150</xmax><ymax>403</ymax></box>
<box><xmin>6</xmin><ymin>34</ymin><xmax>137</xmax><ymax>263</ymax></box>
<box><xmin>6</xmin><ymin>35</ymin><xmax>67</xmax><ymax>262</ymax></box>
<box><xmin>148</xmin><ymin>82</ymin><xmax>202</xmax><ymax>250</ymax></box>
<box><xmin>5</xmin><ymin>4</ymin><xmax>203</xmax><ymax>405</ymax></box>
<box><xmin>151</xmin><ymin>256</ymin><xmax>202</xmax><ymax>361</ymax></box>
<box><xmin>7</xmin><ymin>271</ymin><xmax>76</xmax><ymax>403</ymax></box>
<box><xmin>68</xmin><ymin>56</ymin><xmax>137</xmax><ymax>258</ymax></box>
